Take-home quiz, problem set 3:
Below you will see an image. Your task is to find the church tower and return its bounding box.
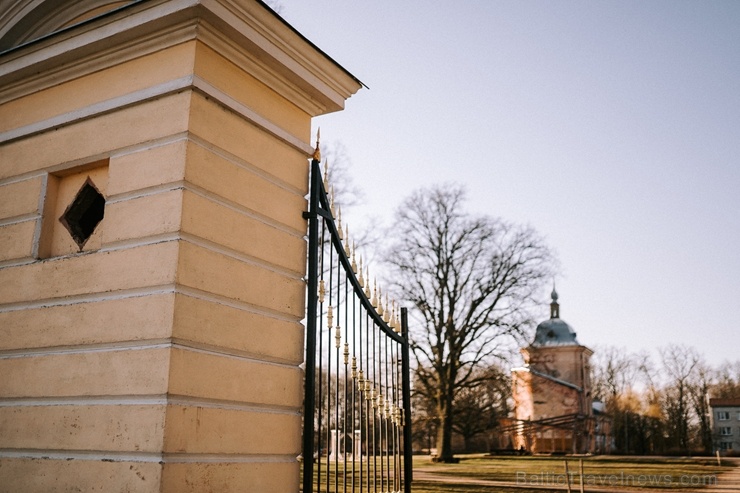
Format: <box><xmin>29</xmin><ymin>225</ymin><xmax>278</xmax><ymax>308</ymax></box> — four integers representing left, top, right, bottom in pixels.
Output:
<box><xmin>511</xmin><ymin>288</ymin><xmax>594</xmax><ymax>453</ymax></box>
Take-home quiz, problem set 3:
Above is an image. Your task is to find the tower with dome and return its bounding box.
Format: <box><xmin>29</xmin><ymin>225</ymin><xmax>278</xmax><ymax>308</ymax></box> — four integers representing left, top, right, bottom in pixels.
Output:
<box><xmin>509</xmin><ymin>289</ymin><xmax>611</xmax><ymax>454</ymax></box>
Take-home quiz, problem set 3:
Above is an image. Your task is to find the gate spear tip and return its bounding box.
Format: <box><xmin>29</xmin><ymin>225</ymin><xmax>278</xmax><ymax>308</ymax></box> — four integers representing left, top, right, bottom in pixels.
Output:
<box><xmin>323</xmin><ymin>159</ymin><xmax>329</xmax><ymax>190</ymax></box>
<box><xmin>312</xmin><ymin>128</ymin><xmax>321</xmax><ymax>161</ymax></box>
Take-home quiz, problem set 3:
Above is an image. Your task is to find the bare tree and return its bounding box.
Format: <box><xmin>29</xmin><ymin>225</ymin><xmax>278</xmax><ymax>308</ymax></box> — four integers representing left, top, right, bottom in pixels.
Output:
<box><xmin>591</xmin><ymin>345</ymin><xmax>639</xmax><ymax>403</ymax></box>
<box><xmin>660</xmin><ymin>344</ymin><xmax>700</xmax><ymax>454</ymax></box>
<box><xmin>451</xmin><ymin>366</ymin><xmax>510</xmax><ymax>453</ymax></box>
<box><xmin>713</xmin><ymin>361</ymin><xmax>740</xmax><ymax>399</ymax></box>
<box><xmin>591</xmin><ymin>347</ymin><xmax>663</xmax><ymax>453</ymax></box>
<box><xmin>318</xmin><ymin>141</ymin><xmax>385</xmax><ymax>261</ymax></box>
<box><xmin>384</xmin><ymin>184</ymin><xmax>555</xmax><ymax>462</ymax></box>
<box><xmin>320</xmin><ymin>141</ymin><xmax>365</xmax><ymax>211</ymax></box>
<box><xmin>687</xmin><ymin>358</ymin><xmax>714</xmax><ymax>453</ymax></box>
<box><xmin>410</xmin><ymin>373</ymin><xmax>439</xmax><ymax>453</ymax></box>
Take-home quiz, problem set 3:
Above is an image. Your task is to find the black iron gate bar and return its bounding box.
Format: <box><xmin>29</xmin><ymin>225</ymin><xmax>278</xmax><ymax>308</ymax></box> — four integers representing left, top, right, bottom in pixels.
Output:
<box><xmin>302</xmin><ymin>145</ymin><xmax>412</xmax><ymax>493</ymax></box>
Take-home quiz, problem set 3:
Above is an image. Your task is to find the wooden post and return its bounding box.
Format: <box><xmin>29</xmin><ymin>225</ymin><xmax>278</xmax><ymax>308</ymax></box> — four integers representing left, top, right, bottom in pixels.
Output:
<box><xmin>579</xmin><ymin>458</ymin><xmax>585</xmax><ymax>493</ymax></box>
<box><xmin>564</xmin><ymin>460</ymin><xmax>572</xmax><ymax>493</ymax></box>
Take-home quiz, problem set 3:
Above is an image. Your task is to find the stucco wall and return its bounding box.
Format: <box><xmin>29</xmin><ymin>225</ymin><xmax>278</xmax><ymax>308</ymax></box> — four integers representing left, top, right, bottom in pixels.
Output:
<box><xmin>0</xmin><ymin>1</ymin><xmax>361</xmax><ymax>491</ymax></box>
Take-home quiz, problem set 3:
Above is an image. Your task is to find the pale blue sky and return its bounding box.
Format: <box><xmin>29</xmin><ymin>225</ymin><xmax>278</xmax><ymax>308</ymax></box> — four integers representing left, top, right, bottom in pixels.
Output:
<box><xmin>278</xmin><ymin>1</ymin><xmax>740</xmax><ymax>366</ymax></box>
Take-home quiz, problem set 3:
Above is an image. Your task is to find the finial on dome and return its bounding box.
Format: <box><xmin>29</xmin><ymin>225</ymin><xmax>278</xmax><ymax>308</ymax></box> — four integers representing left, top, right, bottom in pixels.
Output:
<box><xmin>550</xmin><ymin>283</ymin><xmax>560</xmax><ymax>319</ymax></box>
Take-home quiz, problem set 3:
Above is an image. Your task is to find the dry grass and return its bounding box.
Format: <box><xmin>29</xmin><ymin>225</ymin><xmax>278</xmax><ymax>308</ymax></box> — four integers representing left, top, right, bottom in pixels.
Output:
<box><xmin>303</xmin><ymin>454</ymin><xmax>733</xmax><ymax>492</ymax></box>
<box><xmin>411</xmin><ymin>454</ymin><xmax>730</xmax><ymax>491</ymax></box>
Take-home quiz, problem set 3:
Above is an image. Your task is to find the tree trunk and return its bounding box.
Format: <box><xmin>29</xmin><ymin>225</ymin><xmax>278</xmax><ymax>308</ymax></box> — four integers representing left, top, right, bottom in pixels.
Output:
<box><xmin>463</xmin><ymin>435</ymin><xmax>471</xmax><ymax>454</ymax></box>
<box><xmin>435</xmin><ymin>398</ymin><xmax>456</xmax><ymax>462</ymax></box>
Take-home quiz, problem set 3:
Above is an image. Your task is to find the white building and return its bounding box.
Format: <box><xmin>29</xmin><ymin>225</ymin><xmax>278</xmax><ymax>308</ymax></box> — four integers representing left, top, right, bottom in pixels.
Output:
<box><xmin>710</xmin><ymin>398</ymin><xmax>740</xmax><ymax>454</ymax></box>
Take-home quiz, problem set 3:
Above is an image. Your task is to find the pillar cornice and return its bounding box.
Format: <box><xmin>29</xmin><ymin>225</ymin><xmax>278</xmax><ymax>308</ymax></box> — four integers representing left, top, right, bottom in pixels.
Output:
<box><xmin>0</xmin><ymin>0</ymin><xmax>361</xmax><ymax>115</ymax></box>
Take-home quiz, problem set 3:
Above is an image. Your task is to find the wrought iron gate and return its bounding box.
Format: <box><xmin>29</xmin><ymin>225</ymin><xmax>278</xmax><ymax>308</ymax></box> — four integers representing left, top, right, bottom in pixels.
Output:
<box><xmin>302</xmin><ymin>148</ymin><xmax>412</xmax><ymax>493</ymax></box>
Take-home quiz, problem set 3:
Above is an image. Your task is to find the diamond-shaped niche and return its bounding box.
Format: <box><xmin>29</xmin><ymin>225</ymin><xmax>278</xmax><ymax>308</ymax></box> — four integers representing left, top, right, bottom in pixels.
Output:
<box><xmin>59</xmin><ymin>177</ymin><xmax>106</xmax><ymax>251</ymax></box>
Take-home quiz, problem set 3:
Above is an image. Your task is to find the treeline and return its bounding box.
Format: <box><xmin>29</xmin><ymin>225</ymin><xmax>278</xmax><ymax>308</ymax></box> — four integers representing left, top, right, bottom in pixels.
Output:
<box><xmin>410</xmin><ymin>343</ymin><xmax>740</xmax><ymax>456</ymax></box>
<box><xmin>591</xmin><ymin>343</ymin><xmax>740</xmax><ymax>455</ymax></box>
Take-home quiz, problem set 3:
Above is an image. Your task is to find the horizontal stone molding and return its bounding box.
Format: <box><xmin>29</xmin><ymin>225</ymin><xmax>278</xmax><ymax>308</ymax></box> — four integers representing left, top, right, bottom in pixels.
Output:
<box><xmin>175</xmin><ymin>239</ymin><xmax>306</xmax><ymax>319</ymax></box>
<box><xmin>0</xmin><ymin>214</ymin><xmax>37</xmax><ymax>228</ymax></box>
<box><xmin>0</xmin><ymin>74</ymin><xmax>313</xmax><ymax>157</ymax></box>
<box><xmin>0</xmin><ymin>233</ymin><xmax>305</xmax><ymax>321</ymax></box>
<box><xmin>0</xmin><ymin>92</ymin><xmax>192</xmax><ymax>181</ymax></box>
<box><xmin>0</xmin><ymin>450</ymin><xmax>298</xmax><ymax>463</ymax></box>
<box><xmin>0</xmin><ymin>339</ymin><xmax>303</xmax><ymax>372</ymax></box>
<box><xmin>0</xmin><ymin>276</ymin><xmax>303</xmax><ymax>319</ymax></box>
<box><xmin>0</xmin><ymin>395</ymin><xmax>300</xmax><ymax>417</ymax></box>
<box><xmin>0</xmin><ymin>241</ymin><xmax>180</xmax><ymax>305</ymax></box>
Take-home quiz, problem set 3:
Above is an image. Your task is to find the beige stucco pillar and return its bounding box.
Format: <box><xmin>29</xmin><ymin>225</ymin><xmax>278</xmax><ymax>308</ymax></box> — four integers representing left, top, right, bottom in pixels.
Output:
<box><xmin>0</xmin><ymin>1</ymin><xmax>362</xmax><ymax>491</ymax></box>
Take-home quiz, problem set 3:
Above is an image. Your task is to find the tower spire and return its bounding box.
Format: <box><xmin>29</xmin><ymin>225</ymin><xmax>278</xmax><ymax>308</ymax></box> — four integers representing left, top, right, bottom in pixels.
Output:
<box><xmin>550</xmin><ymin>284</ymin><xmax>560</xmax><ymax>319</ymax></box>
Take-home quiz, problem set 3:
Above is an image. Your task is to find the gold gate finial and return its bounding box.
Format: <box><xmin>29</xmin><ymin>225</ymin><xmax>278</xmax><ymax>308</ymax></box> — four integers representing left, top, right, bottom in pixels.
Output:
<box><xmin>312</xmin><ymin>128</ymin><xmax>321</xmax><ymax>161</ymax></box>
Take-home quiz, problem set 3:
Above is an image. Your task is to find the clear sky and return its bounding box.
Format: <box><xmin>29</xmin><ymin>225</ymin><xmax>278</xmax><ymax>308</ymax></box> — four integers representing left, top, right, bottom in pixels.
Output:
<box><xmin>277</xmin><ymin>1</ymin><xmax>740</xmax><ymax>367</ymax></box>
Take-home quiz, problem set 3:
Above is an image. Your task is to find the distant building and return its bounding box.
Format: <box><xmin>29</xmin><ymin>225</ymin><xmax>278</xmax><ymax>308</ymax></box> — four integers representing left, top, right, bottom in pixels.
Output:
<box><xmin>709</xmin><ymin>398</ymin><xmax>740</xmax><ymax>455</ymax></box>
<box><xmin>508</xmin><ymin>289</ymin><xmax>611</xmax><ymax>454</ymax></box>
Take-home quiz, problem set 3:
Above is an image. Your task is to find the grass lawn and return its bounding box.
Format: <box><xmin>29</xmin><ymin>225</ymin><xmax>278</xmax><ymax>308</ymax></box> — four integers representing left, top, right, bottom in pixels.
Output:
<box><xmin>412</xmin><ymin>481</ymin><xmax>553</xmax><ymax>493</ymax></box>
<box><xmin>304</xmin><ymin>454</ymin><xmax>733</xmax><ymax>492</ymax></box>
<box><xmin>412</xmin><ymin>454</ymin><xmax>731</xmax><ymax>491</ymax></box>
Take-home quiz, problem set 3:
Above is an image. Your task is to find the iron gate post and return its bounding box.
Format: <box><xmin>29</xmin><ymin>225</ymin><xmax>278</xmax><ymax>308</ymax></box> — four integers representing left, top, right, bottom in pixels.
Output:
<box><xmin>301</xmin><ymin>158</ymin><xmax>321</xmax><ymax>493</ymax></box>
<box><xmin>401</xmin><ymin>307</ymin><xmax>413</xmax><ymax>492</ymax></box>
